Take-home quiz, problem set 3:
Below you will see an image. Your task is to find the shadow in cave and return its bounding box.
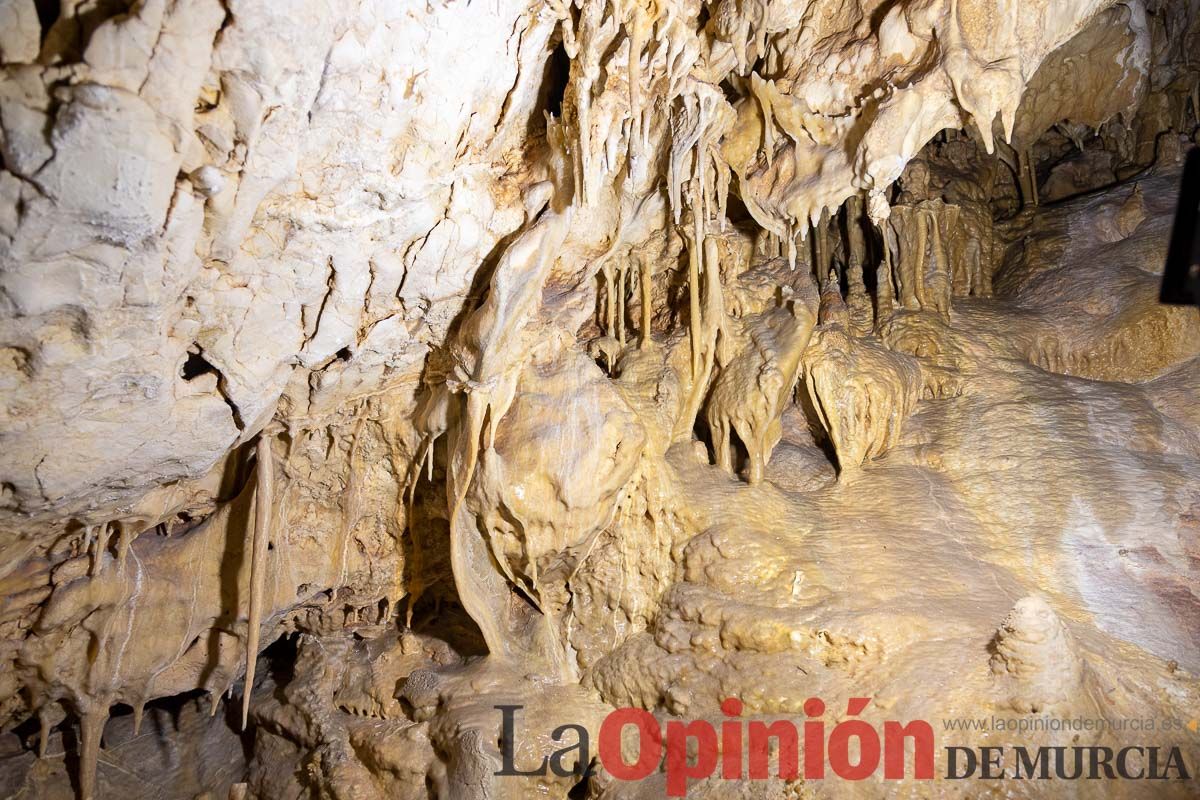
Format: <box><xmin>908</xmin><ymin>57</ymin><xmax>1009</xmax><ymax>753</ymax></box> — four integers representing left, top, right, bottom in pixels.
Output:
<box><xmin>399</xmin><ymin>421</ymin><xmax>488</xmax><ymax>658</ymax></box>
<box><xmin>793</xmin><ymin>379</ymin><xmax>840</xmax><ymax>473</ymax></box>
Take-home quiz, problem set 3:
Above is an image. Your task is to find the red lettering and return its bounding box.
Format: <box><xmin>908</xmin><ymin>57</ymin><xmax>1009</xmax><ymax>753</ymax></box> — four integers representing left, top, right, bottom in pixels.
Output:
<box><xmin>721</xmin><ymin>698</ymin><xmax>743</xmax><ymax>779</ymax></box>
<box><xmin>883</xmin><ymin>720</ymin><xmax>934</xmax><ymax>779</ymax></box>
<box><xmin>804</xmin><ymin>697</ymin><xmax>826</xmax><ymax>779</ymax></box>
<box><xmin>665</xmin><ymin>720</ymin><xmax>719</xmax><ymax>797</ymax></box>
<box><xmin>598</xmin><ymin>708</ymin><xmax>662</xmax><ymax>781</ymax></box>
<box><xmin>748</xmin><ymin>720</ymin><xmax>799</xmax><ymax>780</ymax></box>
<box><xmin>828</xmin><ymin>719</ymin><xmax>880</xmax><ymax>780</ymax></box>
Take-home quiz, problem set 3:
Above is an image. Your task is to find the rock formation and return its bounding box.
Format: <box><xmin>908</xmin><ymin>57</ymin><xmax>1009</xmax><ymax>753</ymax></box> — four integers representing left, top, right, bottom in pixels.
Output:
<box><xmin>991</xmin><ymin>595</ymin><xmax>1085</xmax><ymax>712</ymax></box>
<box><xmin>0</xmin><ymin>0</ymin><xmax>1199</xmax><ymax>797</ymax></box>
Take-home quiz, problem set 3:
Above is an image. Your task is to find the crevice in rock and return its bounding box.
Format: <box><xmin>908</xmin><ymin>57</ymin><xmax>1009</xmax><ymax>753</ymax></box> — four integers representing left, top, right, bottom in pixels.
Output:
<box><xmin>181</xmin><ymin>345</ymin><xmax>245</xmax><ymax>431</ymax></box>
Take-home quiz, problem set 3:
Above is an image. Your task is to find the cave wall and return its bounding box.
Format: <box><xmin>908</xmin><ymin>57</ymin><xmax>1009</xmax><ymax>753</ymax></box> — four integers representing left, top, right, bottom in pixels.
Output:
<box><xmin>0</xmin><ymin>0</ymin><xmax>1198</xmax><ymax>797</ymax></box>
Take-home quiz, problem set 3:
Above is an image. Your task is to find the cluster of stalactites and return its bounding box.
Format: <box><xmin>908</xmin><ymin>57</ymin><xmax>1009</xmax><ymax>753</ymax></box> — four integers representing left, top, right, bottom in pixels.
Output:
<box><xmin>665</xmin><ymin>84</ymin><xmax>741</xmax><ymax>439</ymax></box>
<box><xmin>593</xmin><ymin>253</ymin><xmax>656</xmax><ymax>369</ymax></box>
<box><xmin>558</xmin><ymin>0</ymin><xmax>741</xmax><ymax>432</ymax></box>
<box><xmin>712</xmin><ymin>0</ymin><xmax>772</xmax><ymax>76</ymax></box>
<box><xmin>876</xmin><ymin>199</ymin><xmax>995</xmax><ymax>317</ymax></box>
<box><xmin>551</xmin><ymin>0</ymin><xmax>710</xmax><ymax>207</ymax></box>
<box><xmin>28</xmin><ymin>432</ymin><xmax>279</xmax><ymax>800</ymax></box>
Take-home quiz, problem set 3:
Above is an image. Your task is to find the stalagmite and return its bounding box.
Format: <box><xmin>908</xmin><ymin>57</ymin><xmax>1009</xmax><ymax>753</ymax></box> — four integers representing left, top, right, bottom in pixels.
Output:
<box><xmin>805</xmin><ymin>329</ymin><xmax>923</xmax><ymax>475</ymax></box>
<box><xmin>877</xmin><ymin>234</ymin><xmax>896</xmax><ymax>315</ymax></box>
<box><xmin>991</xmin><ymin>596</ymin><xmax>1084</xmax><ymax>711</ymax></box>
<box><xmin>818</xmin><ymin>269</ymin><xmax>849</xmax><ymax>327</ymax></box>
<box><xmin>1017</xmin><ymin>148</ymin><xmax>1040</xmax><ymax>207</ymax></box>
<box><xmin>927</xmin><ymin>210</ymin><xmax>951</xmax><ymax>316</ymax></box>
<box><xmin>705</xmin><ymin>272</ymin><xmax>817</xmax><ymax>484</ymax></box>
<box><xmin>241</xmin><ymin>434</ymin><xmax>274</xmax><ymax>730</ymax></box>
<box><xmin>911</xmin><ymin>209</ymin><xmax>928</xmax><ymax>308</ymax></box>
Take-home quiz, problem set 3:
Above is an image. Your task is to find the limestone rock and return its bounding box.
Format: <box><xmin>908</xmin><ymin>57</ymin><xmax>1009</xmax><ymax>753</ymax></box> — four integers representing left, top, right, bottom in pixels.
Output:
<box><xmin>0</xmin><ymin>0</ymin><xmax>1198</xmax><ymax>796</ymax></box>
<box><xmin>991</xmin><ymin>595</ymin><xmax>1085</xmax><ymax>712</ymax></box>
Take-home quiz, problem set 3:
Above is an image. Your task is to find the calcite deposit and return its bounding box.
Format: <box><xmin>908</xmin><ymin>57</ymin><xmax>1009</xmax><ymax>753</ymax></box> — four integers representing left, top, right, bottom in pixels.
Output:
<box><xmin>0</xmin><ymin>0</ymin><xmax>1198</xmax><ymax>797</ymax></box>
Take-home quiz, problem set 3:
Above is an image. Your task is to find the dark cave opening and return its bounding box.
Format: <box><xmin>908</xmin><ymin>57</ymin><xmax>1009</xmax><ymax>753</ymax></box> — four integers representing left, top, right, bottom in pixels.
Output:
<box><xmin>33</xmin><ymin>0</ymin><xmax>59</xmax><ymax>40</ymax></box>
<box><xmin>542</xmin><ymin>40</ymin><xmax>571</xmax><ymax>119</ymax></box>
<box><xmin>180</xmin><ymin>348</ymin><xmax>218</xmax><ymax>381</ymax></box>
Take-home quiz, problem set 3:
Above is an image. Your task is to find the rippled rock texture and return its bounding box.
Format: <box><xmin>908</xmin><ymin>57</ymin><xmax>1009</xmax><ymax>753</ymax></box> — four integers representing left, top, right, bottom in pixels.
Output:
<box><xmin>0</xmin><ymin>0</ymin><xmax>1198</xmax><ymax>797</ymax></box>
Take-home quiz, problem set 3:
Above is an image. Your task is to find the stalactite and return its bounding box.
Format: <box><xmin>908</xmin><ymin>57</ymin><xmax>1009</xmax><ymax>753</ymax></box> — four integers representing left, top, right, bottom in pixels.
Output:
<box><xmin>578</xmin><ymin>96</ymin><xmax>591</xmax><ymax>205</ymax></box>
<box><xmin>241</xmin><ymin>433</ymin><xmax>273</xmax><ymax>730</ymax></box>
<box><xmin>79</xmin><ymin>705</ymin><xmax>108</xmax><ymax>800</ymax></box>
<box><xmin>927</xmin><ymin>209</ymin><xmax>951</xmax><ymax>316</ymax></box>
<box><xmin>639</xmin><ymin>255</ymin><xmax>653</xmax><ymax>348</ymax></box>
<box><xmin>36</xmin><ymin>704</ymin><xmax>63</xmax><ymax>758</ymax></box>
<box><xmin>1026</xmin><ymin>150</ymin><xmax>1039</xmax><ymax>206</ymax></box>
<box><xmin>91</xmin><ymin>522</ymin><xmax>110</xmax><ymax>577</ymax></box>
<box><xmin>688</xmin><ymin>179</ymin><xmax>704</xmax><ymax>380</ymax></box>
<box><xmin>405</xmin><ymin>383</ymin><xmax>454</xmax><ymax>628</ymax></box>
<box><xmin>844</xmin><ymin>196</ymin><xmax>873</xmax><ymax>335</ymax></box>
<box><xmin>132</xmin><ymin>699</ymin><xmax>145</xmax><ymax>736</ymax></box>
<box><xmin>786</xmin><ymin>220</ymin><xmax>797</xmax><ymax>270</ymax></box>
<box><xmin>1</xmin><ymin>5</ymin><xmax>1194</xmax><ymax>800</ymax></box>
<box><xmin>877</xmin><ymin>233</ymin><xmax>895</xmax><ymax>315</ymax></box>
<box><xmin>911</xmin><ymin>209</ymin><xmax>929</xmax><ymax>308</ymax></box>
<box><xmin>770</xmin><ymin>230</ymin><xmax>781</xmax><ymax>259</ymax></box>
<box><xmin>603</xmin><ymin>262</ymin><xmax>617</xmax><ymax>336</ymax></box>
<box><xmin>116</xmin><ymin>522</ymin><xmax>131</xmax><ymax>570</ymax></box>
<box><xmin>674</xmin><ymin>136</ymin><xmax>728</xmax><ymax>442</ymax></box>
<box><xmin>813</xmin><ymin>208</ymin><xmax>830</xmax><ymax>286</ymax></box>
<box><xmin>1018</xmin><ymin>148</ymin><xmax>1040</xmax><ymax>208</ymax></box>
<box><xmin>617</xmin><ymin>265</ymin><xmax>627</xmax><ymax>346</ymax></box>
<box><xmin>751</xmin><ymin>73</ymin><xmax>777</xmax><ymax>166</ymax></box>
<box><xmin>703</xmin><ymin>238</ymin><xmax>722</xmax><ymax>321</ymax></box>
<box><xmin>702</xmin><ymin>235</ymin><xmax>726</xmax><ymax>381</ymax></box>
<box><xmin>716</xmin><ymin>158</ymin><xmax>730</xmax><ymax>231</ymax></box>
<box><xmin>626</xmin><ymin>10</ymin><xmax>645</xmax><ymax>143</ymax></box>
<box><xmin>844</xmin><ymin>199</ymin><xmax>862</xmax><ymax>271</ymax></box>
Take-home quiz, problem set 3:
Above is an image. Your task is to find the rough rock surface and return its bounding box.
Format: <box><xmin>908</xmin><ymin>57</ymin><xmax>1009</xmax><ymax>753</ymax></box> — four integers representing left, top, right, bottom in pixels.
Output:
<box><xmin>1</xmin><ymin>0</ymin><xmax>1199</xmax><ymax>797</ymax></box>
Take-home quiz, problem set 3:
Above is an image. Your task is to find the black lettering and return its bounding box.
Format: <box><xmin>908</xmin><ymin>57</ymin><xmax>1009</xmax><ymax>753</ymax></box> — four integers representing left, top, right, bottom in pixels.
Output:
<box><xmin>980</xmin><ymin>746</ymin><xmax>1004</xmax><ymax>779</ymax></box>
<box><xmin>1116</xmin><ymin>746</ymin><xmax>1144</xmax><ymax>779</ymax></box>
<box><xmin>1014</xmin><ymin>746</ymin><xmax>1051</xmax><ymax>779</ymax></box>
<box><xmin>548</xmin><ymin>724</ymin><xmax>591</xmax><ymax>778</ymax></box>
<box><xmin>945</xmin><ymin>747</ymin><xmax>976</xmax><ymax>779</ymax></box>
<box><xmin>1054</xmin><ymin>747</ymin><xmax>1083</xmax><ymax>779</ymax></box>
<box><xmin>1087</xmin><ymin>746</ymin><xmax>1115</xmax><ymax>779</ymax></box>
<box><xmin>1162</xmin><ymin>747</ymin><xmax>1190</xmax><ymax>780</ymax></box>
<box><xmin>494</xmin><ymin>705</ymin><xmax>548</xmax><ymax>776</ymax></box>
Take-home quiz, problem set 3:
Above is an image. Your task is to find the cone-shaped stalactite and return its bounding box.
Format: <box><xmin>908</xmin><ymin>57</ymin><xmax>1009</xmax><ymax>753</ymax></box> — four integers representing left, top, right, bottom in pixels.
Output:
<box><xmin>241</xmin><ymin>433</ymin><xmax>274</xmax><ymax>730</ymax></box>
